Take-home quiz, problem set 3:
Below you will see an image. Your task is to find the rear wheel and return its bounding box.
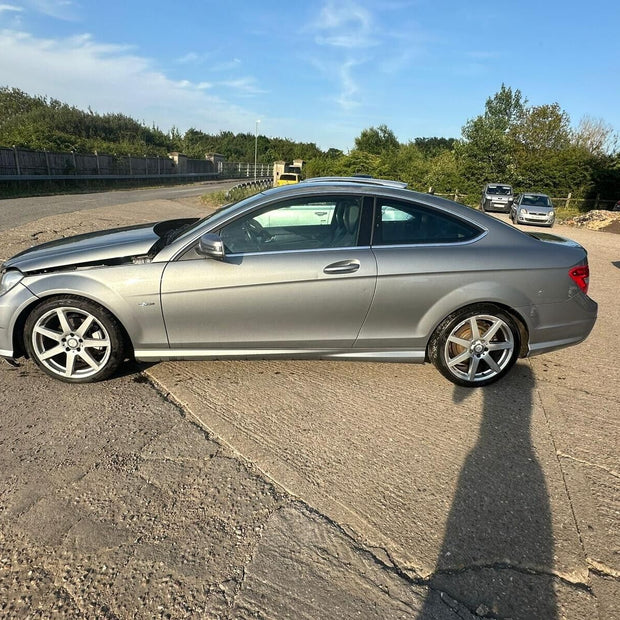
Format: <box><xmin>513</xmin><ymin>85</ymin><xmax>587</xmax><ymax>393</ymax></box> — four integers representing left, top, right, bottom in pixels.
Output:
<box><xmin>429</xmin><ymin>305</ymin><xmax>520</xmax><ymax>387</ymax></box>
<box><xmin>24</xmin><ymin>297</ymin><xmax>125</xmax><ymax>383</ymax></box>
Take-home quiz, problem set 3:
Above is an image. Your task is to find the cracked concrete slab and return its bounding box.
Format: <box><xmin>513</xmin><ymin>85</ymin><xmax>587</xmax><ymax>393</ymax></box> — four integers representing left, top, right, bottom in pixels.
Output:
<box><xmin>232</xmin><ymin>505</ymin><xmax>451</xmax><ymax>619</ymax></box>
<box><xmin>148</xmin><ymin>358</ymin><xmax>598</xmax><ymax>618</ymax></box>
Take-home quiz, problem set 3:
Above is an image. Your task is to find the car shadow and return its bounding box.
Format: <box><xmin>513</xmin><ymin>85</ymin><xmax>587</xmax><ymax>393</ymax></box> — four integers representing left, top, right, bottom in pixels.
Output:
<box><xmin>117</xmin><ymin>358</ymin><xmax>157</xmax><ymax>380</ymax></box>
<box><xmin>418</xmin><ymin>364</ymin><xmax>558</xmax><ymax>618</ymax></box>
<box><xmin>612</xmin><ymin>261</ymin><xmax>620</xmax><ymax>270</ymax></box>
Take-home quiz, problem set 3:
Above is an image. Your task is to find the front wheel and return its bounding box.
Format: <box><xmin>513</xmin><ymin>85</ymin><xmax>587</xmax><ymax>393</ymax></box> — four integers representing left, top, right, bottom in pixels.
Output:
<box><xmin>428</xmin><ymin>305</ymin><xmax>520</xmax><ymax>387</ymax></box>
<box><xmin>24</xmin><ymin>297</ymin><xmax>126</xmax><ymax>383</ymax></box>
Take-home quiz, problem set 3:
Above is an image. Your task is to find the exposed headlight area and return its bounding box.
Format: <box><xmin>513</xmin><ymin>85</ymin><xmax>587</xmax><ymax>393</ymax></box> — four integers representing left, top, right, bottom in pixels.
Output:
<box><xmin>0</xmin><ymin>269</ymin><xmax>24</xmax><ymax>296</ymax></box>
<box><xmin>520</xmin><ymin>208</ymin><xmax>529</xmax><ymax>216</ymax></box>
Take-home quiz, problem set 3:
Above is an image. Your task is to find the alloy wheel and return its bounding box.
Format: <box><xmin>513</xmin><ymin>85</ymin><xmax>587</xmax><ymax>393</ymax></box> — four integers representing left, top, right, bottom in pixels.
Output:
<box><xmin>30</xmin><ymin>306</ymin><xmax>112</xmax><ymax>379</ymax></box>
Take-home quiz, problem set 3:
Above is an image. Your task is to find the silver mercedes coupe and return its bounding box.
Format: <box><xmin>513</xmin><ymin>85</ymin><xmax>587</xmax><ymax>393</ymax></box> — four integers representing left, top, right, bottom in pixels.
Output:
<box><xmin>0</xmin><ymin>178</ymin><xmax>597</xmax><ymax>387</ymax></box>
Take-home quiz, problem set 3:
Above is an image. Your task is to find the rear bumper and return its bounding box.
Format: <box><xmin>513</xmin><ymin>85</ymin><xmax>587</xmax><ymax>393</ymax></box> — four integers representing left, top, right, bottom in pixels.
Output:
<box><xmin>524</xmin><ymin>294</ymin><xmax>597</xmax><ymax>356</ymax></box>
<box><xmin>483</xmin><ymin>200</ymin><xmax>512</xmax><ymax>212</ymax></box>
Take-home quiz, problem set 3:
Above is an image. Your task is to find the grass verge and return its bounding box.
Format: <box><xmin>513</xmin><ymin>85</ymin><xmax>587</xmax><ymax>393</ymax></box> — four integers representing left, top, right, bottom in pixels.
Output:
<box><xmin>200</xmin><ymin>185</ymin><xmax>265</xmax><ymax>208</ymax></box>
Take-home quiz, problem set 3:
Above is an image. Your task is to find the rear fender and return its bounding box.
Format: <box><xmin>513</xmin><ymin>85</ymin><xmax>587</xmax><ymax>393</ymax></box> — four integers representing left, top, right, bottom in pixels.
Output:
<box><xmin>420</xmin><ymin>280</ymin><xmax>531</xmax><ymax>347</ymax></box>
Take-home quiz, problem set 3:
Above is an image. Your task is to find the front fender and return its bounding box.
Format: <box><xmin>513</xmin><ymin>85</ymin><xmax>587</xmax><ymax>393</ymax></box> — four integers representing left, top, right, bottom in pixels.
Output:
<box><xmin>23</xmin><ymin>263</ymin><xmax>168</xmax><ymax>349</ymax></box>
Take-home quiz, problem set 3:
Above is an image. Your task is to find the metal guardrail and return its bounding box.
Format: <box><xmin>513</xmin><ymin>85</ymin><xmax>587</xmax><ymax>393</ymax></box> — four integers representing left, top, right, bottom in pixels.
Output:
<box><xmin>226</xmin><ymin>178</ymin><xmax>273</xmax><ymax>198</ymax></box>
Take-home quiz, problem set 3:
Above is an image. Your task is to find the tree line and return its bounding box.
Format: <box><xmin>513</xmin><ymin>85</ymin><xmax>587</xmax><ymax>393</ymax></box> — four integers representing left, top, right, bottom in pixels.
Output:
<box><xmin>0</xmin><ymin>86</ymin><xmax>323</xmax><ymax>162</ymax></box>
<box><xmin>307</xmin><ymin>85</ymin><xmax>619</xmax><ymax>203</ymax></box>
<box><xmin>1</xmin><ymin>85</ymin><xmax>618</xmax><ymax>204</ymax></box>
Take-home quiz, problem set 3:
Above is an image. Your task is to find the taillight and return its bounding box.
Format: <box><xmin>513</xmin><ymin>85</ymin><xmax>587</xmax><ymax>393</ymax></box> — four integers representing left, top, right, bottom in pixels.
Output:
<box><xmin>569</xmin><ymin>265</ymin><xmax>589</xmax><ymax>294</ymax></box>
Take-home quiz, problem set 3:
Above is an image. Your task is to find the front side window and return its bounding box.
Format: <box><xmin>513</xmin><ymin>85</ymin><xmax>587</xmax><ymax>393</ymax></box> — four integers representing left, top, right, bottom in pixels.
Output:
<box><xmin>373</xmin><ymin>200</ymin><xmax>481</xmax><ymax>246</ymax></box>
<box><xmin>219</xmin><ymin>196</ymin><xmax>363</xmax><ymax>254</ymax></box>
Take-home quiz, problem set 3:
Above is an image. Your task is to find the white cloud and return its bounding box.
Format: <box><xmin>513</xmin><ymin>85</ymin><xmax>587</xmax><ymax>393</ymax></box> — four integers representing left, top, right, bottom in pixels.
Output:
<box><xmin>314</xmin><ymin>0</ymin><xmax>375</xmax><ymax>50</ymax></box>
<box><xmin>306</xmin><ymin>1</ymin><xmax>377</xmax><ymax>111</ymax></box>
<box><xmin>0</xmin><ymin>4</ymin><xmax>23</xmax><ymax>13</ymax></box>
<box><xmin>26</xmin><ymin>0</ymin><xmax>79</xmax><ymax>21</ymax></box>
<box><xmin>220</xmin><ymin>77</ymin><xmax>267</xmax><ymax>95</ymax></box>
<box><xmin>313</xmin><ymin>0</ymin><xmax>375</xmax><ymax>49</ymax></box>
<box><xmin>176</xmin><ymin>51</ymin><xmax>201</xmax><ymax>64</ymax></box>
<box><xmin>336</xmin><ymin>59</ymin><xmax>362</xmax><ymax>110</ymax></box>
<box><xmin>0</xmin><ymin>29</ymin><xmax>261</xmax><ymax>135</ymax></box>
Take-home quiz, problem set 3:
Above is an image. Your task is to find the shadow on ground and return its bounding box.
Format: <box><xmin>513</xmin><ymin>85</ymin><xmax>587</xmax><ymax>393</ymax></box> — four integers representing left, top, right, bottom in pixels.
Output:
<box><xmin>419</xmin><ymin>364</ymin><xmax>558</xmax><ymax>619</ymax></box>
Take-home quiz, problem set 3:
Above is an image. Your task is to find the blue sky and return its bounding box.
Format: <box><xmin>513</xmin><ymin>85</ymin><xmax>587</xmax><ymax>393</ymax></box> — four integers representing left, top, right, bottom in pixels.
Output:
<box><xmin>0</xmin><ymin>0</ymin><xmax>618</xmax><ymax>151</ymax></box>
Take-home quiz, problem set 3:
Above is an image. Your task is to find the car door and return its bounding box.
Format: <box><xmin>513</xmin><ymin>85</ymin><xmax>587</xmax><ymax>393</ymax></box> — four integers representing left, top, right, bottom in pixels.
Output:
<box><xmin>160</xmin><ymin>195</ymin><xmax>377</xmax><ymax>350</ymax></box>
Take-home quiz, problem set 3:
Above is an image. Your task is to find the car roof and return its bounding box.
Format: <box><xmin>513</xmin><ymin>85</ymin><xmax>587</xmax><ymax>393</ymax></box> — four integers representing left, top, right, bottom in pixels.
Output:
<box><xmin>302</xmin><ymin>176</ymin><xmax>408</xmax><ymax>189</ymax></box>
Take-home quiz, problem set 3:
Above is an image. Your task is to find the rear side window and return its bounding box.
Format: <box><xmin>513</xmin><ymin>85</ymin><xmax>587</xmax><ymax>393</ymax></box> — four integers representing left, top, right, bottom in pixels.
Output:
<box><xmin>373</xmin><ymin>200</ymin><xmax>482</xmax><ymax>245</ymax></box>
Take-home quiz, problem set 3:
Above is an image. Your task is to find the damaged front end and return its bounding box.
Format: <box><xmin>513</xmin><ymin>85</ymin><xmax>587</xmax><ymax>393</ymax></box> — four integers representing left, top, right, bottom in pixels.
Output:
<box><xmin>1</xmin><ymin>217</ymin><xmax>198</xmax><ymax>363</ymax></box>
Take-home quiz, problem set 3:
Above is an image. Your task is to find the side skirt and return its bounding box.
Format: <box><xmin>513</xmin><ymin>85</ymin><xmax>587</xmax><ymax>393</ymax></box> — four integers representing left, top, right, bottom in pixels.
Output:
<box><xmin>134</xmin><ymin>348</ymin><xmax>427</xmax><ymax>363</ymax></box>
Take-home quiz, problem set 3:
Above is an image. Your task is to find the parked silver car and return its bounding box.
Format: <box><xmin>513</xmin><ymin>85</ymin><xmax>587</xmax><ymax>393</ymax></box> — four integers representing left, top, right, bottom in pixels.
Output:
<box><xmin>480</xmin><ymin>183</ymin><xmax>514</xmax><ymax>213</ymax></box>
<box><xmin>0</xmin><ymin>178</ymin><xmax>597</xmax><ymax>387</ymax></box>
<box><xmin>511</xmin><ymin>193</ymin><xmax>556</xmax><ymax>227</ymax></box>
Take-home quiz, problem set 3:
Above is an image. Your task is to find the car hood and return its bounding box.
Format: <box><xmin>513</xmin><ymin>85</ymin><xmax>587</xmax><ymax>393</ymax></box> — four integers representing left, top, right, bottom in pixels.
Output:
<box><xmin>3</xmin><ymin>218</ymin><xmax>198</xmax><ymax>273</ymax></box>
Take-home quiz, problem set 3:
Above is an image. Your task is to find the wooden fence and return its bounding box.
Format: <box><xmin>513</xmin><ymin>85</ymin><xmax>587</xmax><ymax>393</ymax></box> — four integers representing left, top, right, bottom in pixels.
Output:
<box><xmin>431</xmin><ymin>189</ymin><xmax>616</xmax><ymax>211</ymax></box>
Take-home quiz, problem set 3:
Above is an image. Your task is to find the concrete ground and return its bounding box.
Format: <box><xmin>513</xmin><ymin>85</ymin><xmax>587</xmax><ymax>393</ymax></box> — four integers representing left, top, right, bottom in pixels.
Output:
<box><xmin>0</xmin><ymin>187</ymin><xmax>617</xmax><ymax>618</ymax></box>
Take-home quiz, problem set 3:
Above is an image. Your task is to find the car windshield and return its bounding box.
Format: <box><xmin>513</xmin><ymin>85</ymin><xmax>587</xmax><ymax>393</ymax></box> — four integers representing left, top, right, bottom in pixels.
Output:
<box><xmin>487</xmin><ymin>186</ymin><xmax>512</xmax><ymax>195</ymax></box>
<box><xmin>522</xmin><ymin>195</ymin><xmax>551</xmax><ymax>207</ymax></box>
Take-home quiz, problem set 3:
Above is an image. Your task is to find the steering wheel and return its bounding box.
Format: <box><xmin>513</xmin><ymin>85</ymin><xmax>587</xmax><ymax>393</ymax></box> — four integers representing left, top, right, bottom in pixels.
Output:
<box><xmin>242</xmin><ymin>218</ymin><xmax>272</xmax><ymax>247</ymax></box>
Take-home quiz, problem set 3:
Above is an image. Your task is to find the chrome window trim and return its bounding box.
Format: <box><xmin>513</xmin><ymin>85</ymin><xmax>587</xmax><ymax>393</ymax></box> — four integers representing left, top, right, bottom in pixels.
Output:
<box><xmin>223</xmin><ymin>245</ymin><xmax>373</xmax><ymax>259</ymax></box>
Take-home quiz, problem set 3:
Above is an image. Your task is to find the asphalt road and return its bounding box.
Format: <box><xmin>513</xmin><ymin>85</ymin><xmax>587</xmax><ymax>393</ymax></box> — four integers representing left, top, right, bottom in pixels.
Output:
<box><xmin>0</xmin><ymin>187</ymin><xmax>618</xmax><ymax>619</ymax></box>
<box><xmin>0</xmin><ymin>180</ymin><xmax>237</xmax><ymax>232</ymax></box>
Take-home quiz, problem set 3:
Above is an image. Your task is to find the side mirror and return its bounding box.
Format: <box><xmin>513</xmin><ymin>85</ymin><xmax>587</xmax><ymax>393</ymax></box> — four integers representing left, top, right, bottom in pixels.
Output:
<box><xmin>197</xmin><ymin>233</ymin><xmax>225</xmax><ymax>260</ymax></box>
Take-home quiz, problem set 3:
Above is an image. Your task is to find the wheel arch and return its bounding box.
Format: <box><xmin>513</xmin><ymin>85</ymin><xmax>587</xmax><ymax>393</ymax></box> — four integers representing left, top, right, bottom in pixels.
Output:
<box><xmin>424</xmin><ymin>298</ymin><xmax>530</xmax><ymax>362</ymax></box>
<box><xmin>14</xmin><ymin>290</ymin><xmax>136</xmax><ymax>360</ymax></box>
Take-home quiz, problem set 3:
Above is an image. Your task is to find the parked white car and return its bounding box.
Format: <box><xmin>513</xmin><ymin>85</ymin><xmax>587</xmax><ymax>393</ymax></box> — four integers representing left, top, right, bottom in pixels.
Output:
<box><xmin>511</xmin><ymin>193</ymin><xmax>555</xmax><ymax>228</ymax></box>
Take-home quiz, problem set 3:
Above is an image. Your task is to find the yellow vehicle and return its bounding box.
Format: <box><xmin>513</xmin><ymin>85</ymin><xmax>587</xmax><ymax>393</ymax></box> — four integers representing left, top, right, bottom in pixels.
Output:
<box><xmin>276</xmin><ymin>172</ymin><xmax>300</xmax><ymax>186</ymax></box>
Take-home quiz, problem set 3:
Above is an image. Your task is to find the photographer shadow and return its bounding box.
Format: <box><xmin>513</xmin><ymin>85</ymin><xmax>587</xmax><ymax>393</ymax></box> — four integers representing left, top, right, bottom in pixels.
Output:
<box><xmin>418</xmin><ymin>364</ymin><xmax>557</xmax><ymax>619</ymax></box>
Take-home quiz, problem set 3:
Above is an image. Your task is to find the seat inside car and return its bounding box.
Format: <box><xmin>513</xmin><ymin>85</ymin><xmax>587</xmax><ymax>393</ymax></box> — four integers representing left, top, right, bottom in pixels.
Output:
<box><xmin>332</xmin><ymin>200</ymin><xmax>361</xmax><ymax>246</ymax></box>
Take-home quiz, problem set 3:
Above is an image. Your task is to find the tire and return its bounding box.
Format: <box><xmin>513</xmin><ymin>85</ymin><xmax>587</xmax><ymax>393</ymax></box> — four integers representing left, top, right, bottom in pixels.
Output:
<box><xmin>428</xmin><ymin>305</ymin><xmax>520</xmax><ymax>387</ymax></box>
<box><xmin>24</xmin><ymin>296</ymin><xmax>126</xmax><ymax>383</ymax></box>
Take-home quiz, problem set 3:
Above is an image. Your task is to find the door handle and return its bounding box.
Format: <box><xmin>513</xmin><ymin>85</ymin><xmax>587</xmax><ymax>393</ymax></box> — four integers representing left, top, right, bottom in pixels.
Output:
<box><xmin>323</xmin><ymin>259</ymin><xmax>360</xmax><ymax>274</ymax></box>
